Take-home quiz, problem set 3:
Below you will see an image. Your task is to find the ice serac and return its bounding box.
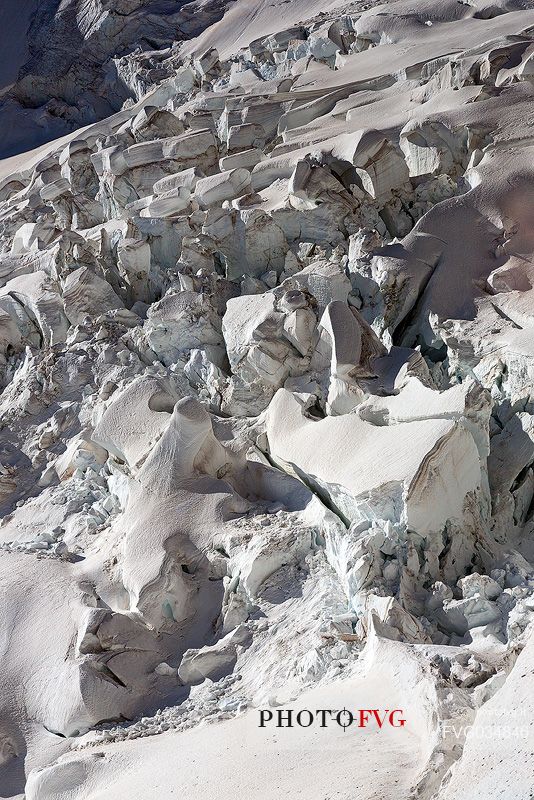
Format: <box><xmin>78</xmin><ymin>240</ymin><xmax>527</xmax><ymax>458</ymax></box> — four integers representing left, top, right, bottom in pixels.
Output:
<box><xmin>1</xmin><ymin>0</ymin><xmax>534</xmax><ymax>797</ymax></box>
<box><xmin>266</xmin><ymin>387</ymin><xmax>483</xmax><ymax>535</ymax></box>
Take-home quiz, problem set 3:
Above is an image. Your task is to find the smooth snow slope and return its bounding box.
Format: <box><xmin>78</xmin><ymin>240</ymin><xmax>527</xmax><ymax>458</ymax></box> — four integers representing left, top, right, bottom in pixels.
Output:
<box><xmin>26</xmin><ymin>634</ymin><xmax>433</xmax><ymax>800</ymax></box>
<box><xmin>182</xmin><ymin>0</ymin><xmax>363</xmax><ymax>58</ymax></box>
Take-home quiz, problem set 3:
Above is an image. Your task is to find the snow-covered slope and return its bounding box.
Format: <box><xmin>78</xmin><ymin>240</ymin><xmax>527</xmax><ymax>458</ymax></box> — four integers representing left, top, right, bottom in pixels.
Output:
<box><xmin>0</xmin><ymin>0</ymin><xmax>534</xmax><ymax>798</ymax></box>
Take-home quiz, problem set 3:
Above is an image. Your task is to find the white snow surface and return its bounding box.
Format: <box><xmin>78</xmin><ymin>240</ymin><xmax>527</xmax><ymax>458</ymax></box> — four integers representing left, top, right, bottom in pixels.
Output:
<box><xmin>0</xmin><ymin>0</ymin><xmax>534</xmax><ymax>798</ymax></box>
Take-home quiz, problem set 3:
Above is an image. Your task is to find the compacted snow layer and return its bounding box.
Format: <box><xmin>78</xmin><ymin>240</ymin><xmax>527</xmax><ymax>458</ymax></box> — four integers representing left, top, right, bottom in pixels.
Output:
<box><xmin>0</xmin><ymin>0</ymin><xmax>534</xmax><ymax>797</ymax></box>
<box><xmin>27</xmin><ymin>675</ymin><xmax>422</xmax><ymax>800</ymax></box>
